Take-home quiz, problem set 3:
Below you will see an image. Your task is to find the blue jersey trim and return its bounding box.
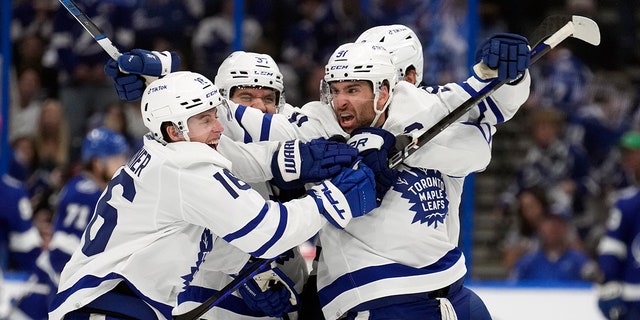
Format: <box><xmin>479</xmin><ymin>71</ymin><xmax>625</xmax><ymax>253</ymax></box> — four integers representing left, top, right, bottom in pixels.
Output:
<box><xmin>318</xmin><ymin>248</ymin><xmax>462</xmax><ymax>306</ymax></box>
<box><xmin>178</xmin><ymin>285</ymin><xmax>264</xmax><ymax>316</ymax></box>
<box><xmin>223</xmin><ymin>203</ymin><xmax>269</xmax><ymax>243</ymax></box>
<box><xmin>50</xmin><ymin>273</ymin><xmax>172</xmax><ymax>318</ymax></box>
<box><xmin>251</xmin><ymin>203</ymin><xmax>288</xmax><ymax>257</ymax></box>
<box><xmin>260</xmin><ymin>113</ymin><xmax>273</xmax><ymax>141</ymax></box>
<box><xmin>485</xmin><ymin>96</ymin><xmax>505</xmax><ymax>124</ymax></box>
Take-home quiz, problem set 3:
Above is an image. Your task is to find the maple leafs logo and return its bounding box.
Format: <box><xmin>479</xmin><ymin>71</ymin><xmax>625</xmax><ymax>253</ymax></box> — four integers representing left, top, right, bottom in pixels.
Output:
<box><xmin>181</xmin><ymin>228</ymin><xmax>213</xmax><ymax>288</ymax></box>
<box><xmin>393</xmin><ymin>168</ymin><xmax>449</xmax><ymax>228</ymax></box>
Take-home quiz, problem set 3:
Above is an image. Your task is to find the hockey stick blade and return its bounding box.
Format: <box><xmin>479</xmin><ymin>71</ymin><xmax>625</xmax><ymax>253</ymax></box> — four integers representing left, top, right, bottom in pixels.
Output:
<box><xmin>172</xmin><ymin>258</ymin><xmax>275</xmax><ymax>320</ymax></box>
<box><xmin>58</xmin><ymin>0</ymin><xmax>121</xmax><ymax>60</ymax></box>
<box><xmin>388</xmin><ymin>15</ymin><xmax>600</xmax><ymax>169</ymax></box>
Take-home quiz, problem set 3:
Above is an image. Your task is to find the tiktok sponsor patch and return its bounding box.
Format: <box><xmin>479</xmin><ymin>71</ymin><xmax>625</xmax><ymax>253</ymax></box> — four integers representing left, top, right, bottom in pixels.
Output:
<box><xmin>394</xmin><ymin>168</ymin><xmax>449</xmax><ymax>228</ymax></box>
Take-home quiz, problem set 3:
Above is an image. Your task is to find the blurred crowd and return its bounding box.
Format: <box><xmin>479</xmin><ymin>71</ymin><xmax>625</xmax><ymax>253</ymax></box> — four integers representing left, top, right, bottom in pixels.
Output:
<box><xmin>3</xmin><ymin>0</ymin><xmax>640</xmax><ymax>288</ymax></box>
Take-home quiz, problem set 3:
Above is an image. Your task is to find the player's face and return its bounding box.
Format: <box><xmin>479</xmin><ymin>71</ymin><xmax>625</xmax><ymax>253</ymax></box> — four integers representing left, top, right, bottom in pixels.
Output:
<box><xmin>329</xmin><ymin>80</ymin><xmax>377</xmax><ymax>134</ymax></box>
<box><xmin>186</xmin><ymin>107</ymin><xmax>224</xmax><ymax>149</ymax></box>
<box><xmin>231</xmin><ymin>86</ymin><xmax>278</xmax><ymax>114</ymax></box>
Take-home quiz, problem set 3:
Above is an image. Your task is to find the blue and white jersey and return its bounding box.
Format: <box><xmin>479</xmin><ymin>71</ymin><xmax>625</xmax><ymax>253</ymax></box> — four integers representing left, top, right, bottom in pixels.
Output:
<box><xmin>49</xmin><ymin>136</ymin><xmax>328</xmax><ymax>319</ymax></box>
<box><xmin>176</xmin><ymin>102</ymin><xmax>310</xmax><ymax>319</ymax></box>
<box><xmin>0</xmin><ymin>174</ymin><xmax>41</xmax><ymax>272</ymax></box>
<box><xmin>49</xmin><ymin>174</ymin><xmax>104</xmax><ymax>276</ymax></box>
<box><xmin>215</xmin><ymin>73</ymin><xmax>530</xmax><ymax>319</ymax></box>
<box><xmin>598</xmin><ymin>186</ymin><xmax>640</xmax><ymax>303</ymax></box>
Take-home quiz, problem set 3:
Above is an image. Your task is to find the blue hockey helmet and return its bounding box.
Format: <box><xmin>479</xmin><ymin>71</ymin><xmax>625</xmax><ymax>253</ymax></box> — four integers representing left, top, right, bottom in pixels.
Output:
<box><xmin>81</xmin><ymin>127</ymin><xmax>129</xmax><ymax>162</ymax></box>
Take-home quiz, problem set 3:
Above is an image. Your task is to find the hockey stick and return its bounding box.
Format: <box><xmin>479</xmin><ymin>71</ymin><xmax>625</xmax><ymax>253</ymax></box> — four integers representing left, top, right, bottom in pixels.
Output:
<box><xmin>172</xmin><ymin>258</ymin><xmax>275</xmax><ymax>320</ymax></box>
<box><xmin>58</xmin><ymin>0</ymin><xmax>121</xmax><ymax>60</ymax></box>
<box><xmin>388</xmin><ymin>15</ymin><xmax>600</xmax><ymax>168</ymax></box>
<box><xmin>59</xmin><ymin>0</ymin><xmax>160</xmax><ymax>84</ymax></box>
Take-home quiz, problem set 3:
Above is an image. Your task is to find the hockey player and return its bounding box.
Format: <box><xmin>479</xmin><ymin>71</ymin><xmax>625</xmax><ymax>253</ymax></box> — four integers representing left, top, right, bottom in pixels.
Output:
<box><xmin>0</xmin><ymin>174</ymin><xmax>41</xmax><ymax>272</ymax></box>
<box><xmin>104</xmin><ymin>33</ymin><xmax>530</xmax><ymax>319</ymax></box>
<box><xmin>49</xmin><ymin>71</ymin><xmax>378</xmax><ymax>319</ymax></box>
<box><xmin>175</xmin><ymin>52</ymin><xmax>309</xmax><ymax>319</ymax></box>
<box><xmin>15</xmin><ymin>127</ymin><xmax>130</xmax><ymax>319</ymax></box>
<box><xmin>355</xmin><ymin>24</ymin><xmax>424</xmax><ymax>86</ymax></box>
<box><xmin>596</xmin><ymin>131</ymin><xmax>640</xmax><ymax>320</ymax></box>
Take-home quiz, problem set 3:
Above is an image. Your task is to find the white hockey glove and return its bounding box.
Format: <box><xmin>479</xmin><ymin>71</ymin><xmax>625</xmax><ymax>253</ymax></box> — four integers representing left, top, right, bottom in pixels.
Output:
<box><xmin>597</xmin><ymin>281</ymin><xmax>627</xmax><ymax>319</ymax></box>
<box><xmin>271</xmin><ymin>138</ymin><xmax>358</xmax><ymax>190</ymax></box>
<box><xmin>308</xmin><ymin>162</ymin><xmax>377</xmax><ymax>229</ymax></box>
<box><xmin>238</xmin><ymin>262</ymin><xmax>300</xmax><ymax>317</ymax></box>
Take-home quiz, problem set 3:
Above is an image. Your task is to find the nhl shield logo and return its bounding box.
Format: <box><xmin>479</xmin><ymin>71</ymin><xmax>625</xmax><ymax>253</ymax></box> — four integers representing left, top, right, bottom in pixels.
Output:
<box><xmin>394</xmin><ymin>167</ymin><xmax>449</xmax><ymax>228</ymax></box>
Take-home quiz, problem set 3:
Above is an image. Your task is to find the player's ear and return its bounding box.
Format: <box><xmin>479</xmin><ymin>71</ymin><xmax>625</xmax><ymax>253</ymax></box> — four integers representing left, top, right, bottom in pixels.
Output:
<box><xmin>166</xmin><ymin>124</ymin><xmax>182</xmax><ymax>141</ymax></box>
<box><xmin>377</xmin><ymin>82</ymin><xmax>390</xmax><ymax>111</ymax></box>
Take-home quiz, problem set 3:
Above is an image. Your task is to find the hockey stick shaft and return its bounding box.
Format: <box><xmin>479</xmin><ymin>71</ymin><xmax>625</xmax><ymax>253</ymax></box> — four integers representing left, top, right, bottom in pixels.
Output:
<box><xmin>58</xmin><ymin>0</ymin><xmax>121</xmax><ymax>60</ymax></box>
<box><xmin>172</xmin><ymin>258</ymin><xmax>275</xmax><ymax>320</ymax></box>
<box><xmin>388</xmin><ymin>15</ymin><xmax>600</xmax><ymax>169</ymax></box>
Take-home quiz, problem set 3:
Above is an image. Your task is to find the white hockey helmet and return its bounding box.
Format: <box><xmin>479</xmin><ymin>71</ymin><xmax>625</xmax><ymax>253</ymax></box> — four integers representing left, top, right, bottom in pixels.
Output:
<box><xmin>141</xmin><ymin>71</ymin><xmax>226</xmax><ymax>143</ymax></box>
<box><xmin>323</xmin><ymin>42</ymin><xmax>398</xmax><ymax>127</ymax></box>
<box><xmin>214</xmin><ymin>51</ymin><xmax>285</xmax><ymax>109</ymax></box>
<box><xmin>356</xmin><ymin>24</ymin><xmax>423</xmax><ymax>86</ymax></box>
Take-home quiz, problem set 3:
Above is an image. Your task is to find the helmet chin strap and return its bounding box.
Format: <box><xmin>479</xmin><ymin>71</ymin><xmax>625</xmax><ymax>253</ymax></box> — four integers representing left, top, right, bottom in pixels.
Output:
<box><xmin>369</xmin><ymin>89</ymin><xmax>389</xmax><ymax>128</ymax></box>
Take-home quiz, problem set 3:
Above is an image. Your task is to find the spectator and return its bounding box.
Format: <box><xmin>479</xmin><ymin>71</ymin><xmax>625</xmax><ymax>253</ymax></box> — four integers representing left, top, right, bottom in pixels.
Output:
<box><xmin>9</xmin><ymin>67</ymin><xmax>45</xmax><ymax>142</ymax></box>
<box><xmin>510</xmin><ymin>211</ymin><xmax>590</xmax><ymax>282</ymax></box>
<box><xmin>501</xmin><ymin>187</ymin><xmax>550</xmax><ymax>271</ymax></box>
<box><xmin>500</xmin><ymin>108</ymin><xmax>591</xmax><ymax>235</ymax></box>
<box><xmin>191</xmin><ymin>1</ymin><xmax>262</xmax><ymax>79</ymax></box>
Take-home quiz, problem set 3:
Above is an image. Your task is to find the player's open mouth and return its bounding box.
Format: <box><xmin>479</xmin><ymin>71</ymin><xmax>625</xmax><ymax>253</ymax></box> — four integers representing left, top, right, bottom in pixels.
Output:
<box><xmin>208</xmin><ymin>140</ymin><xmax>219</xmax><ymax>150</ymax></box>
<box><xmin>340</xmin><ymin>113</ymin><xmax>355</xmax><ymax>126</ymax></box>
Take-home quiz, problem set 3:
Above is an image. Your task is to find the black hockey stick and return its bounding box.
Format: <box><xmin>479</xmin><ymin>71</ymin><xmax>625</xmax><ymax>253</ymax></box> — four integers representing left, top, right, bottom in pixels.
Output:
<box><xmin>172</xmin><ymin>258</ymin><xmax>275</xmax><ymax>320</ymax></box>
<box><xmin>58</xmin><ymin>0</ymin><xmax>122</xmax><ymax>60</ymax></box>
<box><xmin>58</xmin><ymin>0</ymin><xmax>156</xmax><ymax>84</ymax></box>
<box><xmin>388</xmin><ymin>15</ymin><xmax>600</xmax><ymax>169</ymax></box>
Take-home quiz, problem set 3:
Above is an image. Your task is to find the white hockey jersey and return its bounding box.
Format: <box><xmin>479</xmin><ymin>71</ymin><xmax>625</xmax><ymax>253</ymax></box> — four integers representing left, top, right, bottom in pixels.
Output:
<box><xmin>49</xmin><ymin>136</ymin><xmax>328</xmax><ymax>319</ymax></box>
<box><xmin>216</xmin><ymin>75</ymin><xmax>530</xmax><ymax>319</ymax></box>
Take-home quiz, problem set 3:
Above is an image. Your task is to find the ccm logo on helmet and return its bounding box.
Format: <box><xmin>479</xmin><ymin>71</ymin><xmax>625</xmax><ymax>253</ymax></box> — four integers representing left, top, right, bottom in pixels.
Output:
<box><xmin>330</xmin><ymin>65</ymin><xmax>348</xmax><ymax>70</ymax></box>
<box><xmin>205</xmin><ymin>90</ymin><xmax>218</xmax><ymax>98</ymax></box>
<box><xmin>253</xmin><ymin>71</ymin><xmax>274</xmax><ymax>76</ymax></box>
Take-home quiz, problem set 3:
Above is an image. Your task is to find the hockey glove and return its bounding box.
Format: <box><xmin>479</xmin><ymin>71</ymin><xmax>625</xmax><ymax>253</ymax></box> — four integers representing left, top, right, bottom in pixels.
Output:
<box><xmin>347</xmin><ymin>127</ymin><xmax>399</xmax><ymax>206</ymax></box>
<box><xmin>475</xmin><ymin>33</ymin><xmax>530</xmax><ymax>82</ymax></box>
<box><xmin>104</xmin><ymin>49</ymin><xmax>181</xmax><ymax>101</ymax></box>
<box><xmin>104</xmin><ymin>59</ymin><xmax>146</xmax><ymax>101</ymax></box>
<box><xmin>271</xmin><ymin>138</ymin><xmax>358</xmax><ymax>190</ymax></box>
<box><xmin>597</xmin><ymin>282</ymin><xmax>628</xmax><ymax>319</ymax></box>
<box><xmin>308</xmin><ymin>163</ymin><xmax>377</xmax><ymax>229</ymax></box>
<box><xmin>238</xmin><ymin>264</ymin><xmax>300</xmax><ymax>317</ymax></box>
<box><xmin>118</xmin><ymin>49</ymin><xmax>180</xmax><ymax>78</ymax></box>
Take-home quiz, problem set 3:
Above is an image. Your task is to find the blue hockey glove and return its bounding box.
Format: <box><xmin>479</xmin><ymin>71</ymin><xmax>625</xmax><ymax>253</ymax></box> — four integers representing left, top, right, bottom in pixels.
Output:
<box><xmin>347</xmin><ymin>127</ymin><xmax>399</xmax><ymax>206</ymax></box>
<box><xmin>104</xmin><ymin>59</ymin><xmax>146</xmax><ymax>101</ymax></box>
<box><xmin>118</xmin><ymin>49</ymin><xmax>180</xmax><ymax>77</ymax></box>
<box><xmin>308</xmin><ymin>162</ymin><xmax>377</xmax><ymax>229</ymax></box>
<box><xmin>271</xmin><ymin>138</ymin><xmax>359</xmax><ymax>190</ymax></box>
<box><xmin>104</xmin><ymin>49</ymin><xmax>180</xmax><ymax>101</ymax></box>
<box><xmin>475</xmin><ymin>33</ymin><xmax>530</xmax><ymax>82</ymax></box>
<box><xmin>238</xmin><ymin>265</ymin><xmax>299</xmax><ymax>317</ymax></box>
<box><xmin>597</xmin><ymin>282</ymin><xmax>628</xmax><ymax>319</ymax></box>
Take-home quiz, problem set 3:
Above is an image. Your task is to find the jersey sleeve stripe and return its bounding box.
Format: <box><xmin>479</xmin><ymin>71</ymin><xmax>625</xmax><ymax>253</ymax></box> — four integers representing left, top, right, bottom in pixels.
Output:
<box><xmin>485</xmin><ymin>96</ymin><xmax>505</xmax><ymax>124</ymax></box>
<box><xmin>222</xmin><ymin>203</ymin><xmax>269</xmax><ymax>243</ymax></box>
<box><xmin>234</xmin><ymin>105</ymin><xmax>253</xmax><ymax>143</ymax></box>
<box><xmin>458</xmin><ymin>81</ymin><xmax>477</xmax><ymax>96</ymax></box>
<box><xmin>260</xmin><ymin>113</ymin><xmax>273</xmax><ymax>141</ymax></box>
<box><xmin>250</xmin><ymin>202</ymin><xmax>288</xmax><ymax>257</ymax></box>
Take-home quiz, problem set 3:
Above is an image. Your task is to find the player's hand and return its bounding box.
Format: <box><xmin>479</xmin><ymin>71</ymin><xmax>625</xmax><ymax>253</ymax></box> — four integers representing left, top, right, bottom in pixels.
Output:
<box><xmin>347</xmin><ymin>127</ymin><xmax>398</xmax><ymax>206</ymax></box>
<box><xmin>104</xmin><ymin>59</ymin><xmax>145</xmax><ymax>101</ymax></box>
<box><xmin>118</xmin><ymin>49</ymin><xmax>180</xmax><ymax>77</ymax></box>
<box><xmin>475</xmin><ymin>33</ymin><xmax>530</xmax><ymax>82</ymax></box>
<box><xmin>597</xmin><ymin>282</ymin><xmax>627</xmax><ymax>319</ymax></box>
<box><xmin>308</xmin><ymin>162</ymin><xmax>377</xmax><ymax>229</ymax></box>
<box><xmin>238</xmin><ymin>263</ymin><xmax>299</xmax><ymax>317</ymax></box>
<box><xmin>271</xmin><ymin>138</ymin><xmax>358</xmax><ymax>190</ymax></box>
